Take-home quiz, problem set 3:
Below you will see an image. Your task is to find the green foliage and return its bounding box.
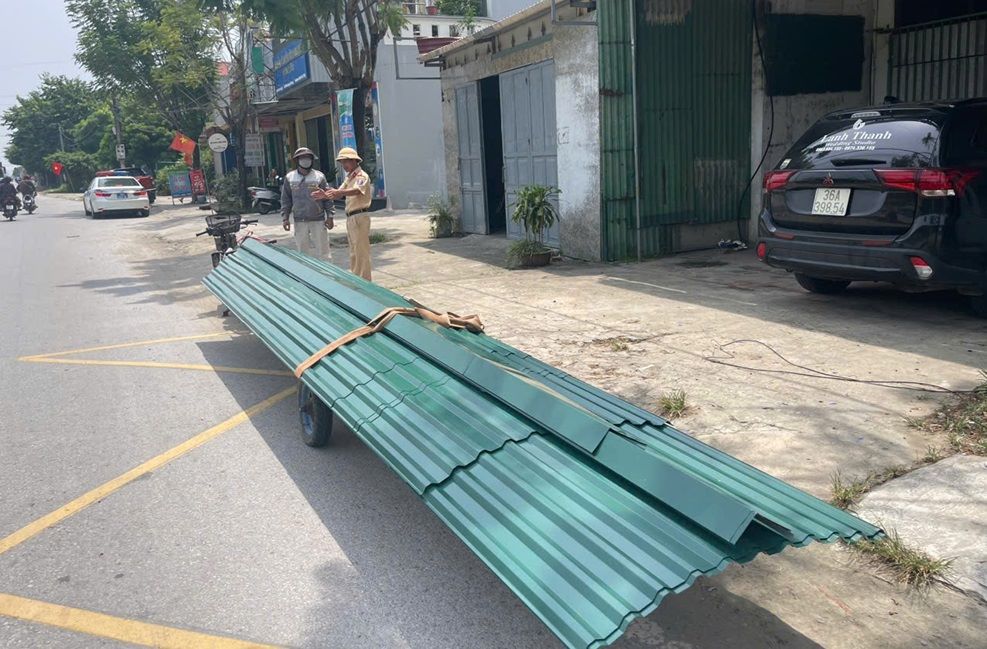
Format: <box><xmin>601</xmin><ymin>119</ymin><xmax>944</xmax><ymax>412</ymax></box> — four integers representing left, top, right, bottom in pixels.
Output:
<box><xmin>2</xmin><ymin>76</ymin><xmax>99</xmax><ymax>174</ymax></box>
<box><xmin>511</xmin><ymin>185</ymin><xmax>560</xmax><ymax>246</ymax></box>
<box><xmin>426</xmin><ymin>193</ymin><xmax>457</xmax><ymax>238</ymax></box>
<box><xmin>43</xmin><ymin>151</ymin><xmax>101</xmax><ymax>191</ymax></box>
<box><xmin>67</xmin><ymin>0</ymin><xmax>213</xmax><ymax>142</ymax></box>
<box><xmin>658</xmin><ymin>390</ymin><xmax>689</xmax><ymax>418</ymax></box>
<box><xmin>212</xmin><ymin>171</ymin><xmax>242</xmax><ymax>212</ymax></box>
<box><xmin>853</xmin><ymin>530</ymin><xmax>953</xmax><ymax>587</ymax></box>
<box><xmin>436</xmin><ymin>0</ymin><xmax>482</xmax><ymax>29</ymax></box>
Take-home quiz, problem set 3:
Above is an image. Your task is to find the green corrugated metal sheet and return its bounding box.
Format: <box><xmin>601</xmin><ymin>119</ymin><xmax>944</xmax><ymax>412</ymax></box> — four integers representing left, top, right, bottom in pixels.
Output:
<box><xmin>598</xmin><ymin>0</ymin><xmax>753</xmax><ymax>259</ymax></box>
<box><xmin>204</xmin><ymin>240</ymin><xmax>882</xmax><ymax>649</ymax></box>
<box><xmin>598</xmin><ymin>0</ymin><xmax>637</xmax><ymax>262</ymax></box>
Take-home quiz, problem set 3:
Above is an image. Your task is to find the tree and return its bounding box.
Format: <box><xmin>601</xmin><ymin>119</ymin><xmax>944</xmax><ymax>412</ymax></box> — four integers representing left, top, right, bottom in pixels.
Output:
<box><xmin>43</xmin><ymin>151</ymin><xmax>101</xmax><ymax>191</ymax></box>
<box><xmin>67</xmin><ymin>0</ymin><xmax>217</xmax><ymax>167</ymax></box>
<box><xmin>73</xmin><ymin>98</ymin><xmax>175</xmax><ymax>170</ymax></box>
<box><xmin>1</xmin><ymin>76</ymin><xmax>99</xmax><ymax>175</ymax></box>
<box><xmin>206</xmin><ymin>0</ymin><xmax>405</xmax><ymax>156</ymax></box>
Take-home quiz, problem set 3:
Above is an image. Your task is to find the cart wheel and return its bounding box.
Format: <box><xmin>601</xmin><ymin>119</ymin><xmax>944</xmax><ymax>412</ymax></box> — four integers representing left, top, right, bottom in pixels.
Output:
<box><xmin>298</xmin><ymin>383</ymin><xmax>332</xmax><ymax>447</ymax></box>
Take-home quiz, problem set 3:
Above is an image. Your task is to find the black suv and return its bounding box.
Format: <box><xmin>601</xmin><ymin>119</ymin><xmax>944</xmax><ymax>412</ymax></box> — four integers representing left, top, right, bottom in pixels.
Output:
<box><xmin>757</xmin><ymin>100</ymin><xmax>987</xmax><ymax>316</ymax></box>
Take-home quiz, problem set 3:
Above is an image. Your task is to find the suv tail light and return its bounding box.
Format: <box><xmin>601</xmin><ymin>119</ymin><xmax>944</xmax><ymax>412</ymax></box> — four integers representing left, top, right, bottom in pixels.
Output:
<box><xmin>134</xmin><ymin>190</ymin><xmax>147</xmax><ymax>197</ymax></box>
<box><xmin>94</xmin><ymin>191</ymin><xmax>111</xmax><ymax>197</ymax></box>
<box><xmin>909</xmin><ymin>256</ymin><xmax>934</xmax><ymax>280</ymax></box>
<box><xmin>875</xmin><ymin>168</ymin><xmax>980</xmax><ymax>197</ymax></box>
<box><xmin>763</xmin><ymin>170</ymin><xmax>795</xmax><ymax>192</ymax></box>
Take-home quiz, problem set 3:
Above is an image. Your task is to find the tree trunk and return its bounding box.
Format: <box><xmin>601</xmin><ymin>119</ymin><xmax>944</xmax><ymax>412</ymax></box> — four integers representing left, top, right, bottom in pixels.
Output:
<box><xmin>351</xmin><ymin>85</ymin><xmax>368</xmax><ymax>159</ymax></box>
<box><xmin>233</xmin><ymin>126</ymin><xmax>249</xmax><ymax>212</ymax></box>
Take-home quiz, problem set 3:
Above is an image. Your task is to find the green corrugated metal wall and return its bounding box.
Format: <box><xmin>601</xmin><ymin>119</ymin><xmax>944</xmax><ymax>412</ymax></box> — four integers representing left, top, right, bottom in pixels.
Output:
<box><xmin>599</xmin><ymin>0</ymin><xmax>753</xmax><ymax>260</ymax></box>
<box><xmin>598</xmin><ymin>0</ymin><xmax>636</xmax><ymax>262</ymax></box>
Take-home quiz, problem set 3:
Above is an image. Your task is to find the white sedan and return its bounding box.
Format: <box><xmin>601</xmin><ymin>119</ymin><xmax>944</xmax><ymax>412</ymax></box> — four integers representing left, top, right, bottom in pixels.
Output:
<box><xmin>83</xmin><ymin>176</ymin><xmax>151</xmax><ymax>218</ymax></box>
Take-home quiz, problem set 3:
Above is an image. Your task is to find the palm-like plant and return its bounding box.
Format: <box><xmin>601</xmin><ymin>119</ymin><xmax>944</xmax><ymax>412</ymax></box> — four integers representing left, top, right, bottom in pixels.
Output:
<box><xmin>511</xmin><ymin>184</ymin><xmax>560</xmax><ymax>246</ymax></box>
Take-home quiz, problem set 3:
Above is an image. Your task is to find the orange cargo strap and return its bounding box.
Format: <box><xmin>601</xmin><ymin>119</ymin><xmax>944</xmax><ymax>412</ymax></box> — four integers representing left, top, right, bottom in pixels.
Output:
<box><xmin>294</xmin><ymin>304</ymin><xmax>484</xmax><ymax>378</ymax></box>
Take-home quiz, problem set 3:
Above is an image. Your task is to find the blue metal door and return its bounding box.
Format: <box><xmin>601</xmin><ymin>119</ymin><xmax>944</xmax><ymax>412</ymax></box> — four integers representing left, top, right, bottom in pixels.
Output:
<box><xmin>455</xmin><ymin>83</ymin><xmax>487</xmax><ymax>234</ymax></box>
<box><xmin>500</xmin><ymin>61</ymin><xmax>559</xmax><ymax>247</ymax></box>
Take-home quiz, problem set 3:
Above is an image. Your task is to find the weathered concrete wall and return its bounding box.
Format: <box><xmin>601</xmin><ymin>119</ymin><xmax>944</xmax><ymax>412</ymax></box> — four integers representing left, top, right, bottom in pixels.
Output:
<box><xmin>437</xmin><ymin>5</ymin><xmax>602</xmax><ymax>259</ymax></box>
<box><xmin>554</xmin><ymin>20</ymin><xmax>601</xmax><ymax>261</ymax></box>
<box><xmin>438</xmin><ymin>35</ymin><xmax>555</xmax><ymax>220</ymax></box>
<box><xmin>376</xmin><ymin>43</ymin><xmax>445</xmax><ymax>208</ymax></box>
<box><xmin>748</xmin><ymin>0</ymin><xmax>879</xmax><ymax>239</ymax></box>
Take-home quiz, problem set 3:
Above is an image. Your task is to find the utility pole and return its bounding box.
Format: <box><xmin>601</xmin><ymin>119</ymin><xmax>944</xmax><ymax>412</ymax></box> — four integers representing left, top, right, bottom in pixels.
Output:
<box><xmin>111</xmin><ymin>95</ymin><xmax>126</xmax><ymax>167</ymax></box>
<box><xmin>58</xmin><ymin>124</ymin><xmax>66</xmax><ymax>151</ymax></box>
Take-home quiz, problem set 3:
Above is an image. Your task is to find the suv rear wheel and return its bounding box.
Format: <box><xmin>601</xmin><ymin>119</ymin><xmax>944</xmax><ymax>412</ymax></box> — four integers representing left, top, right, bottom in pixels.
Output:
<box><xmin>794</xmin><ymin>273</ymin><xmax>851</xmax><ymax>295</ymax></box>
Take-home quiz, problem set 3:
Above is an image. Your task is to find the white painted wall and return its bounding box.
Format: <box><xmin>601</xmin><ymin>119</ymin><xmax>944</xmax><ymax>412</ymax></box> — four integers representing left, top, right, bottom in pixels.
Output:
<box><xmin>554</xmin><ymin>17</ymin><xmax>601</xmax><ymax>261</ymax></box>
<box><xmin>375</xmin><ymin>43</ymin><xmax>446</xmax><ymax>208</ymax></box>
<box><xmin>748</xmin><ymin>0</ymin><xmax>878</xmax><ymax>240</ymax></box>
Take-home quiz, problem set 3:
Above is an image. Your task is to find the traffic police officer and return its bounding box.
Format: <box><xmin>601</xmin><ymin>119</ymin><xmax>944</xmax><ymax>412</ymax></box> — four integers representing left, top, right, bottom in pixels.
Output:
<box><xmin>317</xmin><ymin>147</ymin><xmax>373</xmax><ymax>281</ymax></box>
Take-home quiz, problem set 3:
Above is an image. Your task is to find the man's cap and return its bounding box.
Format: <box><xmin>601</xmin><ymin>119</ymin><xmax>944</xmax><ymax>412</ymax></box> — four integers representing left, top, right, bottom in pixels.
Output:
<box><xmin>335</xmin><ymin>147</ymin><xmax>362</xmax><ymax>162</ymax></box>
<box><xmin>291</xmin><ymin>147</ymin><xmax>318</xmax><ymax>160</ymax></box>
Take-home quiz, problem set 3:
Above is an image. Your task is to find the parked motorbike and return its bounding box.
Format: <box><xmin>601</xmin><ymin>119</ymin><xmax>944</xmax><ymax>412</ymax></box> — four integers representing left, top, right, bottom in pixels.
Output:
<box><xmin>248</xmin><ymin>186</ymin><xmax>281</xmax><ymax>215</ymax></box>
<box><xmin>2</xmin><ymin>198</ymin><xmax>18</xmax><ymax>221</ymax></box>
<box><xmin>195</xmin><ymin>212</ymin><xmax>259</xmax><ymax>269</ymax></box>
<box><xmin>22</xmin><ymin>193</ymin><xmax>36</xmax><ymax>214</ymax></box>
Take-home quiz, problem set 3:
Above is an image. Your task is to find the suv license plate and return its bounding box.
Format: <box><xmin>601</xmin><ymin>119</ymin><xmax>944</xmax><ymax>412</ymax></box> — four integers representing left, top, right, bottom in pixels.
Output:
<box><xmin>116</xmin><ymin>193</ymin><xmax>128</xmax><ymax>199</ymax></box>
<box><xmin>812</xmin><ymin>188</ymin><xmax>851</xmax><ymax>216</ymax></box>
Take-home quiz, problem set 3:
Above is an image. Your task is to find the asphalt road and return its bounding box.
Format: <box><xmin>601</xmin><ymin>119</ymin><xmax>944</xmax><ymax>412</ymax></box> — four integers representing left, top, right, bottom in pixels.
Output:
<box><xmin>0</xmin><ymin>197</ymin><xmax>566</xmax><ymax>648</ymax></box>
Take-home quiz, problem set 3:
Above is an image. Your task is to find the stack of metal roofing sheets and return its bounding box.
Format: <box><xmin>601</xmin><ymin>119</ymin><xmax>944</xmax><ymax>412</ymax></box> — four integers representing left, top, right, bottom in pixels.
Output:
<box><xmin>204</xmin><ymin>239</ymin><xmax>882</xmax><ymax>649</ymax></box>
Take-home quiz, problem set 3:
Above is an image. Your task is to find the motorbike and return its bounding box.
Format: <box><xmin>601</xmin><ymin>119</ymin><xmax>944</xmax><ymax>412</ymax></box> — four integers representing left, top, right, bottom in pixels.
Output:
<box><xmin>195</xmin><ymin>212</ymin><xmax>259</xmax><ymax>269</ymax></box>
<box><xmin>22</xmin><ymin>193</ymin><xmax>36</xmax><ymax>214</ymax></box>
<box><xmin>248</xmin><ymin>186</ymin><xmax>281</xmax><ymax>215</ymax></box>
<box><xmin>2</xmin><ymin>197</ymin><xmax>18</xmax><ymax>221</ymax></box>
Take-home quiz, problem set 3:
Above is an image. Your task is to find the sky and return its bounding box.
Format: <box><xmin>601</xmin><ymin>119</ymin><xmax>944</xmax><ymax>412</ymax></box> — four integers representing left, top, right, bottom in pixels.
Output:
<box><xmin>0</xmin><ymin>1</ymin><xmax>88</xmax><ymax>172</ymax></box>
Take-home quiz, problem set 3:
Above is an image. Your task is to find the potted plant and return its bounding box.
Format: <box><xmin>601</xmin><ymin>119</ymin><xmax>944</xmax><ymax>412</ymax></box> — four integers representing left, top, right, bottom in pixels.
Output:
<box><xmin>507</xmin><ymin>184</ymin><xmax>560</xmax><ymax>268</ymax></box>
<box><xmin>426</xmin><ymin>193</ymin><xmax>457</xmax><ymax>238</ymax></box>
<box><xmin>426</xmin><ymin>4</ymin><xmax>440</xmax><ymax>15</ymax></box>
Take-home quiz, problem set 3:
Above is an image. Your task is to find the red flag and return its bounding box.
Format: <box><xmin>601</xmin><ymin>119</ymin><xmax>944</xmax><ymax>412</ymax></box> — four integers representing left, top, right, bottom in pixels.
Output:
<box><xmin>169</xmin><ymin>132</ymin><xmax>197</xmax><ymax>156</ymax></box>
<box><xmin>183</xmin><ymin>151</ymin><xmax>193</xmax><ymax>166</ymax></box>
<box><xmin>51</xmin><ymin>161</ymin><xmax>64</xmax><ymax>176</ymax></box>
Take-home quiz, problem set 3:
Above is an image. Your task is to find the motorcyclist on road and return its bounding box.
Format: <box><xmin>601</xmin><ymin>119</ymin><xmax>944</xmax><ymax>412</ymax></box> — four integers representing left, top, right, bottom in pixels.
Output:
<box><xmin>17</xmin><ymin>175</ymin><xmax>36</xmax><ymax>198</ymax></box>
<box><xmin>0</xmin><ymin>176</ymin><xmax>21</xmax><ymax>209</ymax></box>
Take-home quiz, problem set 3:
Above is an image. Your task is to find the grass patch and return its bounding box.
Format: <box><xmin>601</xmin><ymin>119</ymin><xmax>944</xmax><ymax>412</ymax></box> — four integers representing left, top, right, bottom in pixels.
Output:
<box><xmin>658</xmin><ymin>389</ymin><xmax>688</xmax><ymax>419</ymax></box>
<box><xmin>369</xmin><ymin>231</ymin><xmax>388</xmax><ymax>245</ymax></box>
<box><xmin>830</xmin><ymin>465</ymin><xmax>909</xmax><ymax>509</ymax></box>
<box><xmin>923</xmin><ymin>445</ymin><xmax>945</xmax><ymax>463</ymax></box>
<box><xmin>920</xmin><ymin>374</ymin><xmax>987</xmax><ymax>455</ymax></box>
<box><xmin>853</xmin><ymin>530</ymin><xmax>953</xmax><ymax>587</ymax></box>
<box><xmin>831</xmin><ymin>471</ymin><xmax>869</xmax><ymax>509</ymax></box>
<box><xmin>595</xmin><ymin>336</ymin><xmax>630</xmax><ymax>352</ymax></box>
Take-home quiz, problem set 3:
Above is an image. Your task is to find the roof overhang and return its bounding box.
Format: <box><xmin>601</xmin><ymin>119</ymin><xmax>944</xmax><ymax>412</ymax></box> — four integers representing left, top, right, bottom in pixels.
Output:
<box><xmin>419</xmin><ymin>0</ymin><xmax>553</xmax><ymax>65</ymax></box>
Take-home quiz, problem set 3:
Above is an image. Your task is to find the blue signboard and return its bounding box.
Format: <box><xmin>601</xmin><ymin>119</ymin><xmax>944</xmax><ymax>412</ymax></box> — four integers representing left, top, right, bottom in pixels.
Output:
<box><xmin>274</xmin><ymin>39</ymin><xmax>310</xmax><ymax>96</ymax></box>
<box><xmin>273</xmin><ymin>39</ymin><xmax>305</xmax><ymax>69</ymax></box>
<box><xmin>168</xmin><ymin>172</ymin><xmax>192</xmax><ymax>198</ymax></box>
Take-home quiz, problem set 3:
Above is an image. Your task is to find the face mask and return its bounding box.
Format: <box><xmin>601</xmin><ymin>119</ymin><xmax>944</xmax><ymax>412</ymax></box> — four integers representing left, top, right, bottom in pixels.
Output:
<box><xmin>298</xmin><ymin>158</ymin><xmax>313</xmax><ymax>169</ymax></box>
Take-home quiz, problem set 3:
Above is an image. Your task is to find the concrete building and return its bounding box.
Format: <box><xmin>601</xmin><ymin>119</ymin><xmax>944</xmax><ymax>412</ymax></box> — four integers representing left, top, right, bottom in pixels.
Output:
<box><xmin>423</xmin><ymin>0</ymin><xmax>987</xmax><ymax>261</ymax></box>
<box><xmin>233</xmin><ymin>1</ymin><xmax>534</xmax><ymax>209</ymax></box>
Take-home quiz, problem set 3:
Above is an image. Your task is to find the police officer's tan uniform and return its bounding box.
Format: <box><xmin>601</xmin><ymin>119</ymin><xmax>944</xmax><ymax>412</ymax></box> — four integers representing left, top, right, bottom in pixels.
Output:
<box><xmin>335</xmin><ymin>148</ymin><xmax>373</xmax><ymax>281</ymax></box>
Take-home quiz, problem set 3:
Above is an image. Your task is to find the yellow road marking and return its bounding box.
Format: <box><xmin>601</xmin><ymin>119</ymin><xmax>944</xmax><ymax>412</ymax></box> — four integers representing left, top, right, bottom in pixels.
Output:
<box><xmin>0</xmin><ymin>592</ymin><xmax>281</xmax><ymax>648</ymax></box>
<box><xmin>0</xmin><ymin>386</ymin><xmax>297</xmax><ymax>556</ymax></box>
<box><xmin>18</xmin><ymin>332</ymin><xmax>235</xmax><ymax>361</ymax></box>
<box><xmin>21</xmin><ymin>357</ymin><xmax>293</xmax><ymax>377</ymax></box>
